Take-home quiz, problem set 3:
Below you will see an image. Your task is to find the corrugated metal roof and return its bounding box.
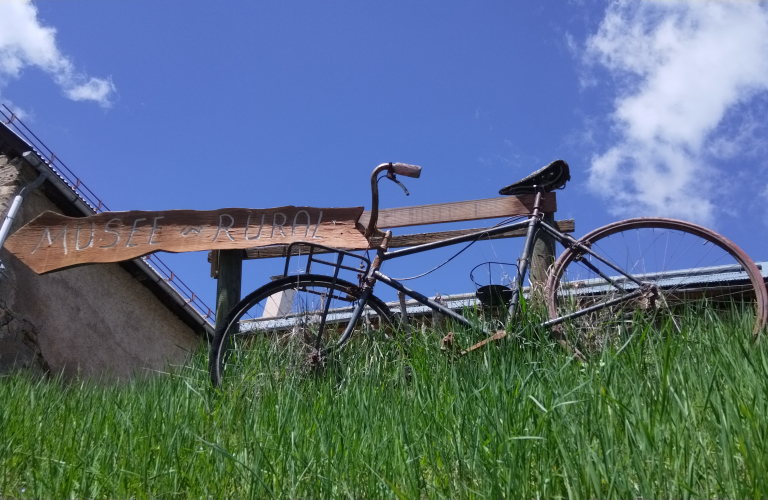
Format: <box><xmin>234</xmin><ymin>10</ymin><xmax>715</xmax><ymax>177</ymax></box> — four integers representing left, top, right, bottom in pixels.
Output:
<box><xmin>236</xmin><ymin>261</ymin><xmax>767</xmax><ymax>333</ymax></box>
<box><xmin>557</xmin><ymin>262</ymin><xmax>766</xmax><ymax>296</ymax></box>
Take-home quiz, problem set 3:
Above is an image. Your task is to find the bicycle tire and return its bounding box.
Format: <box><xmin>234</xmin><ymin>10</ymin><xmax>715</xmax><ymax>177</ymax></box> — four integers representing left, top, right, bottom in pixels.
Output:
<box><xmin>544</xmin><ymin>217</ymin><xmax>768</xmax><ymax>349</ymax></box>
<box><xmin>209</xmin><ymin>274</ymin><xmax>394</xmax><ymax>387</ymax></box>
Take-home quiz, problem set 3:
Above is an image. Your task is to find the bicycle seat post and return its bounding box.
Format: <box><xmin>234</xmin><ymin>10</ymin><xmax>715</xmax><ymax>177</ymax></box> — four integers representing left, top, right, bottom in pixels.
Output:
<box><xmin>507</xmin><ymin>189</ymin><xmax>545</xmax><ymax>321</ymax></box>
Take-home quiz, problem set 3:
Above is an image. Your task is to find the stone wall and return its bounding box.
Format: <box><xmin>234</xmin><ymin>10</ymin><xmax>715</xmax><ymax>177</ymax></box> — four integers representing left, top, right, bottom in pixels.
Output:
<box><xmin>0</xmin><ymin>155</ymin><xmax>202</xmax><ymax>379</ymax></box>
<box><xmin>0</xmin><ymin>298</ymin><xmax>48</xmax><ymax>375</ymax></box>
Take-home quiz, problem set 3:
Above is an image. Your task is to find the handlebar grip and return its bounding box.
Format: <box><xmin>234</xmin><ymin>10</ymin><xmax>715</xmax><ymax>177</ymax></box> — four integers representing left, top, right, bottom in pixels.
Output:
<box><xmin>391</xmin><ymin>162</ymin><xmax>422</xmax><ymax>178</ymax></box>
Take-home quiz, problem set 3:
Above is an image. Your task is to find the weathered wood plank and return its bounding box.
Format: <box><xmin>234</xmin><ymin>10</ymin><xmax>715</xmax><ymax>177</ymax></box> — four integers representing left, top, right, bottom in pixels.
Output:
<box><xmin>5</xmin><ymin>206</ymin><xmax>367</xmax><ymax>274</ymax></box>
<box><xmin>383</xmin><ymin>219</ymin><xmax>572</xmax><ymax>247</ymax></box>
<box><xmin>243</xmin><ymin>219</ymin><xmax>575</xmax><ymax>260</ymax></box>
<box><xmin>530</xmin><ymin>212</ymin><xmax>557</xmax><ymax>304</ymax></box>
<box><xmin>357</xmin><ymin>193</ymin><xmax>557</xmax><ymax>230</ymax></box>
<box><xmin>215</xmin><ymin>249</ymin><xmax>242</xmax><ymax>334</ymax></box>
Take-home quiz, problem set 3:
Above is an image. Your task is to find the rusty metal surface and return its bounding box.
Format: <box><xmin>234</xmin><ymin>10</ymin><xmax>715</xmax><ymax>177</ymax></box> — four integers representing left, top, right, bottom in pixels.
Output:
<box><xmin>461</xmin><ymin>330</ymin><xmax>507</xmax><ymax>355</ymax></box>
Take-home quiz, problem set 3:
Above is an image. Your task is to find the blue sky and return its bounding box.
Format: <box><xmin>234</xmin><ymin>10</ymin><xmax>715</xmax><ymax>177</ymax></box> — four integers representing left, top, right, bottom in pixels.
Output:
<box><xmin>2</xmin><ymin>1</ymin><xmax>768</xmax><ymax>313</ymax></box>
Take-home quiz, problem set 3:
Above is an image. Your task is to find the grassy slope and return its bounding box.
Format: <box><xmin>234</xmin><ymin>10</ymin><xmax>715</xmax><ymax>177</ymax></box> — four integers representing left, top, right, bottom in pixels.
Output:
<box><xmin>1</xmin><ymin>309</ymin><xmax>767</xmax><ymax>499</ymax></box>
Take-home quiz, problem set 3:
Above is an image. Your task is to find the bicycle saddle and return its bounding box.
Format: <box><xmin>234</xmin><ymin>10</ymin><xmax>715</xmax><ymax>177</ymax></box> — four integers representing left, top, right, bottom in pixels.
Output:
<box><xmin>499</xmin><ymin>159</ymin><xmax>570</xmax><ymax>196</ymax></box>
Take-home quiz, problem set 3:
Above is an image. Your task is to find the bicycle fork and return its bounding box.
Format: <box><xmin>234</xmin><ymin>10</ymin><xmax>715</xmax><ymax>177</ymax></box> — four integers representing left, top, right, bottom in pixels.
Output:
<box><xmin>327</xmin><ymin>231</ymin><xmax>393</xmax><ymax>353</ymax></box>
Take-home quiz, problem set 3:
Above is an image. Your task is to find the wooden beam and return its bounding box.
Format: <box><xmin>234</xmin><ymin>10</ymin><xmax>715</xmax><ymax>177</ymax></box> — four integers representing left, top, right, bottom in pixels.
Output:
<box><xmin>244</xmin><ymin>219</ymin><xmax>575</xmax><ymax>260</ymax></box>
<box><xmin>209</xmin><ymin>249</ymin><xmax>219</xmax><ymax>278</ymax></box>
<box><xmin>383</xmin><ymin>219</ymin><xmax>572</xmax><ymax>247</ymax></box>
<box><xmin>357</xmin><ymin>193</ymin><xmax>557</xmax><ymax>230</ymax></box>
<box><xmin>215</xmin><ymin>249</ymin><xmax>242</xmax><ymax>336</ymax></box>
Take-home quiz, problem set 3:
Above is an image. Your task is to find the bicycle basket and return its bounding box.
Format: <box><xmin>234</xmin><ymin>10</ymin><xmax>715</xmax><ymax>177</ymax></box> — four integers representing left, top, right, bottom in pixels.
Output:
<box><xmin>470</xmin><ymin>261</ymin><xmax>517</xmax><ymax>308</ymax></box>
<box><xmin>282</xmin><ymin>242</ymin><xmax>371</xmax><ymax>282</ymax></box>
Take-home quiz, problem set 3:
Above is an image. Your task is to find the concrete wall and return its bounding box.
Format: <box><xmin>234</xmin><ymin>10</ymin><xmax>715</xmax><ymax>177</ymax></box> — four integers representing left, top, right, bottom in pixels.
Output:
<box><xmin>0</xmin><ymin>155</ymin><xmax>201</xmax><ymax>379</ymax></box>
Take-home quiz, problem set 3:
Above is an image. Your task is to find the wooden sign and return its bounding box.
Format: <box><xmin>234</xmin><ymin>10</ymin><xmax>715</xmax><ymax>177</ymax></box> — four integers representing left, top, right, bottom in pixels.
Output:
<box><xmin>4</xmin><ymin>206</ymin><xmax>367</xmax><ymax>274</ymax></box>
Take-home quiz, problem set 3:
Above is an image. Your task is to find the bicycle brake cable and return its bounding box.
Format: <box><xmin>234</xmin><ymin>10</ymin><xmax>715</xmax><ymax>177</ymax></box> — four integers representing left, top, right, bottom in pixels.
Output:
<box><xmin>389</xmin><ymin>215</ymin><xmax>527</xmax><ymax>281</ymax></box>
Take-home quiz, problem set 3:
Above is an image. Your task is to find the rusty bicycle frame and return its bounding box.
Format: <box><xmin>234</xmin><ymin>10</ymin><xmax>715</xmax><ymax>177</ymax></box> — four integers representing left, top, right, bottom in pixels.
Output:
<box><xmin>210</xmin><ymin>160</ymin><xmax>768</xmax><ymax>385</ymax></box>
<box><xmin>296</xmin><ymin>162</ymin><xmax>658</xmax><ymax>355</ymax></box>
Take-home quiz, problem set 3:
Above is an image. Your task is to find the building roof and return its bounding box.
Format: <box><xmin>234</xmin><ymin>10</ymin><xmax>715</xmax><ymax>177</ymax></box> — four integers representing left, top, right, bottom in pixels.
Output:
<box><xmin>0</xmin><ymin>108</ymin><xmax>214</xmax><ymax>338</ymax></box>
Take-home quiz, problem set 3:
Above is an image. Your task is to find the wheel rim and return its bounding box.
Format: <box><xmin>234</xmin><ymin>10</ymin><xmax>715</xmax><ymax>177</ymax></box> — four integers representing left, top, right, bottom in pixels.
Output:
<box><xmin>211</xmin><ymin>275</ymin><xmax>393</xmax><ymax>385</ymax></box>
<box><xmin>545</xmin><ymin>218</ymin><xmax>767</xmax><ymax>348</ymax></box>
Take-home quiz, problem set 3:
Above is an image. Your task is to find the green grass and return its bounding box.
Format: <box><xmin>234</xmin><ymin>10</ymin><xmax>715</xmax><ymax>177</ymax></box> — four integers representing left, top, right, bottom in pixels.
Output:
<box><xmin>1</xmin><ymin>307</ymin><xmax>768</xmax><ymax>499</ymax></box>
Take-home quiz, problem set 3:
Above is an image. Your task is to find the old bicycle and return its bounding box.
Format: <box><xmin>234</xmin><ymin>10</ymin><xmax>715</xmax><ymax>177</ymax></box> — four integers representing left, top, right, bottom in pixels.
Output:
<box><xmin>209</xmin><ymin>160</ymin><xmax>768</xmax><ymax>386</ymax></box>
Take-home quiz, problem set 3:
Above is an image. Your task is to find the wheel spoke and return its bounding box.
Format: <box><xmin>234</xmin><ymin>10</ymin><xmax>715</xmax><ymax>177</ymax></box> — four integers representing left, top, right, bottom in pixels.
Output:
<box><xmin>546</xmin><ymin>218</ymin><xmax>767</xmax><ymax>352</ymax></box>
<box><xmin>209</xmin><ymin>275</ymin><xmax>393</xmax><ymax>386</ymax></box>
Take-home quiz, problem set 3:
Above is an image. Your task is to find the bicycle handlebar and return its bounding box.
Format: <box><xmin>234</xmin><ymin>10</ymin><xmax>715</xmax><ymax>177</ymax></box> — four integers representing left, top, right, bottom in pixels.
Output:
<box><xmin>390</xmin><ymin>162</ymin><xmax>421</xmax><ymax>178</ymax></box>
<box><xmin>365</xmin><ymin>162</ymin><xmax>423</xmax><ymax>239</ymax></box>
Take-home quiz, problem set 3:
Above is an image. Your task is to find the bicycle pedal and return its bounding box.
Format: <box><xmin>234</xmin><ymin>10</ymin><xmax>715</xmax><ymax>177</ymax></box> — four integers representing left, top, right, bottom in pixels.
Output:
<box><xmin>440</xmin><ymin>332</ymin><xmax>456</xmax><ymax>351</ymax></box>
<box><xmin>440</xmin><ymin>332</ymin><xmax>466</xmax><ymax>359</ymax></box>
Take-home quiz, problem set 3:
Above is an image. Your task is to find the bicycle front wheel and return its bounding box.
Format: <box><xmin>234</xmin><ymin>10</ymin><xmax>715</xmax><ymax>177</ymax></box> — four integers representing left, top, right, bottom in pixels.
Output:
<box><xmin>545</xmin><ymin>218</ymin><xmax>767</xmax><ymax>349</ymax></box>
<box><xmin>209</xmin><ymin>274</ymin><xmax>394</xmax><ymax>387</ymax></box>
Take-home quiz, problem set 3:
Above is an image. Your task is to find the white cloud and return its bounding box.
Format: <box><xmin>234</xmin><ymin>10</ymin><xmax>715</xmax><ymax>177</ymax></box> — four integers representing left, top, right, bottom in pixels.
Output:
<box><xmin>585</xmin><ymin>1</ymin><xmax>768</xmax><ymax>225</ymax></box>
<box><xmin>0</xmin><ymin>0</ymin><xmax>115</xmax><ymax>107</ymax></box>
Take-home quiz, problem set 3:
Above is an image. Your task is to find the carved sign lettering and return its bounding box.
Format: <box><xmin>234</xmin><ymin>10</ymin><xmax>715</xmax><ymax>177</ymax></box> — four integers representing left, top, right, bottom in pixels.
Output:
<box><xmin>4</xmin><ymin>206</ymin><xmax>368</xmax><ymax>274</ymax></box>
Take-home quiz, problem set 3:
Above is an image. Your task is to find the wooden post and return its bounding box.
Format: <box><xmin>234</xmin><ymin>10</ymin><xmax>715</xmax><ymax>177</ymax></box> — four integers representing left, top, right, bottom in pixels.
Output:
<box><xmin>529</xmin><ymin>212</ymin><xmax>556</xmax><ymax>308</ymax></box>
<box><xmin>214</xmin><ymin>249</ymin><xmax>243</xmax><ymax>333</ymax></box>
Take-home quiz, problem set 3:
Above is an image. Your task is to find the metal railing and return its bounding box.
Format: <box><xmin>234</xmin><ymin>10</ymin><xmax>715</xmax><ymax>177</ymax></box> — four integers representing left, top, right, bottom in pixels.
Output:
<box><xmin>1</xmin><ymin>104</ymin><xmax>215</xmax><ymax>324</ymax></box>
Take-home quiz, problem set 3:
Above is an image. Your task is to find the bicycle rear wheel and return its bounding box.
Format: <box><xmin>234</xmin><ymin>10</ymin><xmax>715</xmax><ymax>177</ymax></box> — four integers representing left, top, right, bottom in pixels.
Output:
<box><xmin>545</xmin><ymin>218</ymin><xmax>767</xmax><ymax>350</ymax></box>
<box><xmin>209</xmin><ymin>274</ymin><xmax>394</xmax><ymax>387</ymax></box>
